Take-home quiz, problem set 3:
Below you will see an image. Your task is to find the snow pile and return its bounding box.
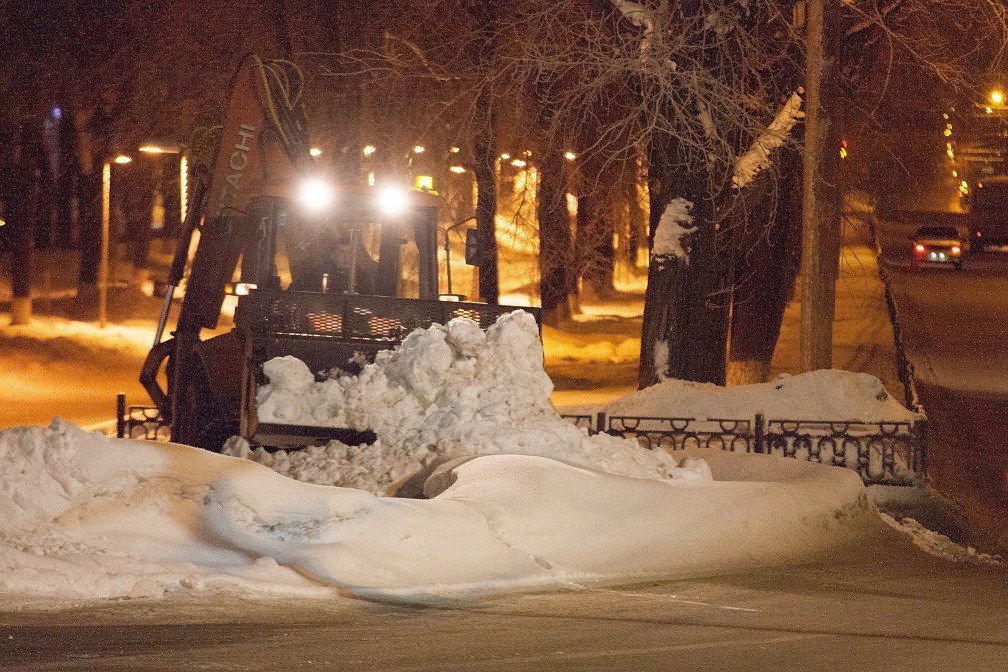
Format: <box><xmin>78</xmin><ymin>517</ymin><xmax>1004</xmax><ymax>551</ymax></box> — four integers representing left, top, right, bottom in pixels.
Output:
<box><xmin>651</xmin><ymin>198</ymin><xmax>696</xmax><ymax>263</ymax></box>
<box><xmin>0</xmin><ymin>420</ymin><xmax>333</xmax><ymax>601</ymax></box>
<box><xmin>235</xmin><ymin>311</ymin><xmax>702</xmax><ymax>493</ymax></box>
<box><xmin>600</xmin><ymin>369</ymin><xmax>919</xmax><ymax>423</ymax></box>
<box><xmin>880</xmin><ymin>514</ymin><xmax>1003</xmax><ymax>566</ymax></box>
<box><xmin>0</xmin><ymin>421</ymin><xmax>874</xmax><ymax>604</ymax></box>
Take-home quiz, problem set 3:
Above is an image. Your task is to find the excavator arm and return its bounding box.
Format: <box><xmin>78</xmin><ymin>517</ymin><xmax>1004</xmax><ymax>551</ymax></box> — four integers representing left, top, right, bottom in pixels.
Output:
<box><xmin>141</xmin><ymin>55</ymin><xmax>314</xmax><ymax>431</ymax></box>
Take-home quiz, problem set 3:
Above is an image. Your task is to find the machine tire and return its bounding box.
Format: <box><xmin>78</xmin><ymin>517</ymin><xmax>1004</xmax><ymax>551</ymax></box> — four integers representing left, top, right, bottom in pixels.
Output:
<box><xmin>176</xmin><ymin>364</ymin><xmax>240</xmax><ymax>452</ymax></box>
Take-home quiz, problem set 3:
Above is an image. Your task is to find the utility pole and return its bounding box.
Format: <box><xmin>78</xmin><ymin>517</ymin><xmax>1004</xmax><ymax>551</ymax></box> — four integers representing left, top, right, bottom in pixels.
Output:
<box><xmin>799</xmin><ymin>0</ymin><xmax>841</xmax><ymax>371</ymax></box>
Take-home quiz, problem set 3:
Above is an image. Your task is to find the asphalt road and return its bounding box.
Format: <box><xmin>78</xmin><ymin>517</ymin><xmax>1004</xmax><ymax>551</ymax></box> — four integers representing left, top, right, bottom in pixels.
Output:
<box><xmin>876</xmin><ymin>215</ymin><xmax>1008</xmax><ymax>551</ymax></box>
<box><xmin>2</xmin><ymin>526</ymin><xmax>1007</xmax><ymax>671</ymax></box>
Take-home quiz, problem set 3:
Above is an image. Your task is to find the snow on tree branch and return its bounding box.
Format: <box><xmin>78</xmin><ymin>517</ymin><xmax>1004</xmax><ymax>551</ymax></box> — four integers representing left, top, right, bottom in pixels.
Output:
<box><xmin>732</xmin><ymin>90</ymin><xmax>804</xmax><ymax>189</ymax></box>
<box><xmin>611</xmin><ymin>0</ymin><xmax>655</xmax><ymax>52</ymax></box>
<box><xmin>611</xmin><ymin>0</ymin><xmax>655</xmax><ymax>32</ymax></box>
<box><xmin>652</xmin><ymin>197</ymin><xmax>696</xmax><ymax>264</ymax></box>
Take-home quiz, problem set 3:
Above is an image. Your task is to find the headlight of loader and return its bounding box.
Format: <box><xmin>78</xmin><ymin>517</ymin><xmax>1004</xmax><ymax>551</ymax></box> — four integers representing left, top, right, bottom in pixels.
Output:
<box><xmin>298</xmin><ymin>178</ymin><xmax>335</xmax><ymax>211</ymax></box>
<box><xmin>375</xmin><ymin>187</ymin><xmax>409</xmax><ymax>215</ymax></box>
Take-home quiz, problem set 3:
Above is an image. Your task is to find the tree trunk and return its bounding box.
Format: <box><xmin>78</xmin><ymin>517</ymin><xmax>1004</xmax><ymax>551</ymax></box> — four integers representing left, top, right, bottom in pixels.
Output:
<box><xmin>686</xmin><ymin>190</ymin><xmax>727</xmax><ymax>384</ymax></box>
<box><xmin>8</xmin><ymin>119</ymin><xmax>45</xmax><ymax>324</ymax></box>
<box><xmin>638</xmin><ymin>253</ymin><xmax>691</xmax><ymax>387</ymax></box>
<box><xmin>55</xmin><ymin>105</ymin><xmax>78</xmax><ymax>249</ymax></box>
<box><xmin>473</xmin><ymin>88</ymin><xmax>499</xmax><ymax>304</ymax></box>
<box><xmin>626</xmin><ymin>167</ymin><xmax>643</xmax><ymax>268</ymax></box>
<box><xmin>537</xmin><ymin>146</ymin><xmax>571</xmax><ymax>324</ymax></box>
<box><xmin>638</xmin><ymin>128</ymin><xmax>728</xmax><ymax>387</ymax></box>
<box><xmin>76</xmin><ymin>107</ymin><xmax>108</xmax><ymax>289</ymax></box>
<box><xmin>726</xmin><ymin>148</ymin><xmax>803</xmax><ymax>385</ymax></box>
<box><xmin>34</xmin><ymin>143</ymin><xmax>53</xmax><ymax>249</ymax></box>
<box><xmin>77</xmin><ymin>168</ymin><xmax>102</xmax><ymax>287</ymax></box>
<box><xmin>800</xmin><ymin>0</ymin><xmax>841</xmax><ymax>371</ymax></box>
<box><xmin>577</xmin><ymin>191</ymin><xmax>616</xmax><ymax>300</ymax></box>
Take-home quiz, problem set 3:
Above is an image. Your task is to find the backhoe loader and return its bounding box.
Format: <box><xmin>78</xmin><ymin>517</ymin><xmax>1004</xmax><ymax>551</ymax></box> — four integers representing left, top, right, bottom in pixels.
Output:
<box><xmin>140</xmin><ymin>55</ymin><xmax>538</xmax><ymax>450</ymax></box>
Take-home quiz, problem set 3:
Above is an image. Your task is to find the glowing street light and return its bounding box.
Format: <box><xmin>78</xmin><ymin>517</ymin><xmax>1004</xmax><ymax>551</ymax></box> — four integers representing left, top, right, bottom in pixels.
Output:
<box><xmin>992</xmin><ymin>90</ymin><xmax>1004</xmax><ymax>106</ymax></box>
<box><xmin>100</xmin><ymin>155</ymin><xmax>133</xmax><ymax>327</ymax></box>
<box><xmin>309</xmin><ymin>147</ymin><xmax>322</xmax><ymax>157</ymax></box>
<box><xmin>138</xmin><ymin>140</ymin><xmax>188</xmax><ymax>222</ymax></box>
<box><xmin>564</xmin><ymin>151</ymin><xmax>577</xmax><ymax>161</ymax></box>
<box><xmin>362</xmin><ymin>145</ymin><xmax>377</xmax><ymax>157</ymax></box>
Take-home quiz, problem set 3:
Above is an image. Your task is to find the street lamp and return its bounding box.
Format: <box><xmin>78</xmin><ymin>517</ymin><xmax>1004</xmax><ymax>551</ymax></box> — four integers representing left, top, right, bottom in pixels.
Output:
<box><xmin>992</xmin><ymin>90</ymin><xmax>1004</xmax><ymax>106</ymax></box>
<box><xmin>139</xmin><ymin>140</ymin><xmax>190</xmax><ymax>345</ymax></box>
<box><xmin>100</xmin><ymin>154</ymin><xmax>132</xmax><ymax>327</ymax></box>
<box><xmin>139</xmin><ymin>141</ymin><xmax>187</xmax><ymax>222</ymax></box>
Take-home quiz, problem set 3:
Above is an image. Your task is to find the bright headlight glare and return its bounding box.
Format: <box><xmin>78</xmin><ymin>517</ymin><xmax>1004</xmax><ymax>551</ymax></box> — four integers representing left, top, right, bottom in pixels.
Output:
<box><xmin>376</xmin><ymin>187</ymin><xmax>409</xmax><ymax>215</ymax></box>
<box><xmin>299</xmin><ymin>179</ymin><xmax>334</xmax><ymax>211</ymax></box>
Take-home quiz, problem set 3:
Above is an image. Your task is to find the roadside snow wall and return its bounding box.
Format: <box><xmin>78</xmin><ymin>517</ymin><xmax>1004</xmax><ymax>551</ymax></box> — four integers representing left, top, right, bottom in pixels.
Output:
<box><xmin>229</xmin><ymin>311</ymin><xmax>708</xmax><ymax>493</ymax></box>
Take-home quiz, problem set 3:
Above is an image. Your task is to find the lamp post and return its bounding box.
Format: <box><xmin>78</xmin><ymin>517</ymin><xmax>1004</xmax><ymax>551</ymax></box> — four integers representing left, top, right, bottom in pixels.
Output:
<box><xmin>138</xmin><ymin>141</ymin><xmax>187</xmax><ymax>223</ymax></box>
<box><xmin>100</xmin><ymin>154</ymin><xmax>132</xmax><ymax>327</ymax></box>
<box><xmin>140</xmin><ymin>141</ymin><xmax>191</xmax><ymax>346</ymax></box>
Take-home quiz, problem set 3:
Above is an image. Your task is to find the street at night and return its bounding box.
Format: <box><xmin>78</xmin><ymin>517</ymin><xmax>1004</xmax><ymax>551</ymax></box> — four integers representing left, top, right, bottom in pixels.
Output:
<box><xmin>4</xmin><ymin>1</ymin><xmax>1008</xmax><ymax>670</ymax></box>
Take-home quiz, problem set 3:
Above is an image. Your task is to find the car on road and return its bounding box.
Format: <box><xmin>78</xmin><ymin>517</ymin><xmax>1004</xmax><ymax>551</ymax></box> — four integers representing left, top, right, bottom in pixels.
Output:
<box><xmin>910</xmin><ymin>226</ymin><xmax>963</xmax><ymax>269</ymax></box>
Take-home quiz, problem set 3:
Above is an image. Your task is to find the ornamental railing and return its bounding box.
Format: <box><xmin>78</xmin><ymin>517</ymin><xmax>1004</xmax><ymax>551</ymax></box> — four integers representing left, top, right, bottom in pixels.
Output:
<box><xmin>116</xmin><ymin>394</ymin><xmax>925</xmax><ymax>485</ymax></box>
<box><xmin>561</xmin><ymin>411</ymin><xmax>926</xmax><ymax>485</ymax></box>
<box><xmin>116</xmin><ymin>394</ymin><xmax>172</xmax><ymax>442</ymax></box>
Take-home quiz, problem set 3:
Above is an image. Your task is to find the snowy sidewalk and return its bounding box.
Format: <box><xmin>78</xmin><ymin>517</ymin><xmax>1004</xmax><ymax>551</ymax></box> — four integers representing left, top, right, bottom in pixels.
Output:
<box><xmin>0</xmin><ymin>225</ymin><xmax>902</xmax><ymax>429</ymax></box>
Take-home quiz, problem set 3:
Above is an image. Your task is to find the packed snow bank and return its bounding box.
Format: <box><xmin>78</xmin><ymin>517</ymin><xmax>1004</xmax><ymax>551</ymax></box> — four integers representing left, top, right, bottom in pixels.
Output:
<box><xmin>599</xmin><ymin>369</ymin><xmax>919</xmax><ymax>422</ymax></box>
<box><xmin>208</xmin><ymin>449</ymin><xmax>871</xmax><ymax>602</ymax></box>
<box><xmin>232</xmin><ymin>311</ymin><xmax>702</xmax><ymax>494</ymax></box>
<box><xmin>0</xmin><ymin>421</ymin><xmax>334</xmax><ymax>601</ymax></box>
<box><xmin>1</xmin><ymin>422</ymin><xmax>873</xmax><ymax>604</ymax></box>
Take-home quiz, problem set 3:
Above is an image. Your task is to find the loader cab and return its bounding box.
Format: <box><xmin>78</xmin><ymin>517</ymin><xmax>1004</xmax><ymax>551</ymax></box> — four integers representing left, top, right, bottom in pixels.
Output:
<box><xmin>262</xmin><ymin>185</ymin><xmax>441</xmax><ymax>302</ymax></box>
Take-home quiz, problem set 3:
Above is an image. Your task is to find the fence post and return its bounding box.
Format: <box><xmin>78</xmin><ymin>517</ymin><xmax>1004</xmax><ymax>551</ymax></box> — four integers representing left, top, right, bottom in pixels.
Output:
<box><xmin>914</xmin><ymin>418</ymin><xmax>928</xmax><ymax>477</ymax></box>
<box><xmin>116</xmin><ymin>393</ymin><xmax>126</xmax><ymax>439</ymax></box>
<box><xmin>596</xmin><ymin>411</ymin><xmax>607</xmax><ymax>434</ymax></box>
<box><xmin>754</xmin><ymin>413</ymin><xmax>765</xmax><ymax>454</ymax></box>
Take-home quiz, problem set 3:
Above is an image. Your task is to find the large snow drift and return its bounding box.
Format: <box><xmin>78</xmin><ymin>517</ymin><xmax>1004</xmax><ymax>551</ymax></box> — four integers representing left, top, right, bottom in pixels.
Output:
<box><xmin>0</xmin><ymin>312</ymin><xmax>928</xmax><ymax>605</ymax></box>
<box><xmin>231</xmin><ymin>311</ymin><xmax>705</xmax><ymax>493</ymax></box>
<box><xmin>1</xmin><ymin>421</ymin><xmax>872</xmax><ymax>604</ymax></box>
<box><xmin>600</xmin><ymin>369</ymin><xmax>919</xmax><ymax>423</ymax></box>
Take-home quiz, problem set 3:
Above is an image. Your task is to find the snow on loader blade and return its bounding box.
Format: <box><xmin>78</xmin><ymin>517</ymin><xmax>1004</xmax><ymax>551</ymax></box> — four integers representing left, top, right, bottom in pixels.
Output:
<box><xmin>240</xmin><ymin>289</ymin><xmax>540</xmax><ymax>449</ymax></box>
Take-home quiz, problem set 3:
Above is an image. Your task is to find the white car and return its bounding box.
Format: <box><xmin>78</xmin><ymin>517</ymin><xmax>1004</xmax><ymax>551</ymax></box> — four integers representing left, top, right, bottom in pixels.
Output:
<box><xmin>910</xmin><ymin>226</ymin><xmax>963</xmax><ymax>269</ymax></box>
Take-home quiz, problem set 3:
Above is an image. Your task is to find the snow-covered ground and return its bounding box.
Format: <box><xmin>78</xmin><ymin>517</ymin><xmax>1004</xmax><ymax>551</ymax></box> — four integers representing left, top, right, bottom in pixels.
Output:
<box><xmin>0</xmin><ymin>310</ymin><xmax>997</xmax><ymax>609</ymax></box>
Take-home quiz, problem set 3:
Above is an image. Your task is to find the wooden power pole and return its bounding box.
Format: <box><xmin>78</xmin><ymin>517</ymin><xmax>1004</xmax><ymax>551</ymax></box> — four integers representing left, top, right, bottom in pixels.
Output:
<box><xmin>800</xmin><ymin>0</ymin><xmax>841</xmax><ymax>371</ymax></box>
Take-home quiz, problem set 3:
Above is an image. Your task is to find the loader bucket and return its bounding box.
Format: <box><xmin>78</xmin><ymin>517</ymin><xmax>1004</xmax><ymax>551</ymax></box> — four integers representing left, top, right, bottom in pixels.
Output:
<box><xmin>238</xmin><ymin>289</ymin><xmax>540</xmax><ymax>449</ymax></box>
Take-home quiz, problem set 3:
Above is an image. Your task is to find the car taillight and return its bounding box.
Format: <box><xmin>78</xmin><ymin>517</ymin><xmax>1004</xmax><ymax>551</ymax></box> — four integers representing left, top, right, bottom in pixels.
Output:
<box><xmin>951</xmin><ymin>245</ymin><xmax>961</xmax><ymax>254</ymax></box>
<box><xmin>914</xmin><ymin>244</ymin><xmax>926</xmax><ymax>253</ymax></box>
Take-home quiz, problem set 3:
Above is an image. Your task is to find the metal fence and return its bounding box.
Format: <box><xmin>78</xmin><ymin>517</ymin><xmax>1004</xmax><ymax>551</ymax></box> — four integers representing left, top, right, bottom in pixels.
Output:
<box><xmin>867</xmin><ymin>213</ymin><xmax>925</xmax><ymax>415</ymax></box>
<box><xmin>561</xmin><ymin>411</ymin><xmax>926</xmax><ymax>485</ymax></box>
<box><xmin>116</xmin><ymin>394</ymin><xmax>172</xmax><ymax>442</ymax></box>
<box><xmin>116</xmin><ymin>395</ymin><xmax>925</xmax><ymax>485</ymax></box>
